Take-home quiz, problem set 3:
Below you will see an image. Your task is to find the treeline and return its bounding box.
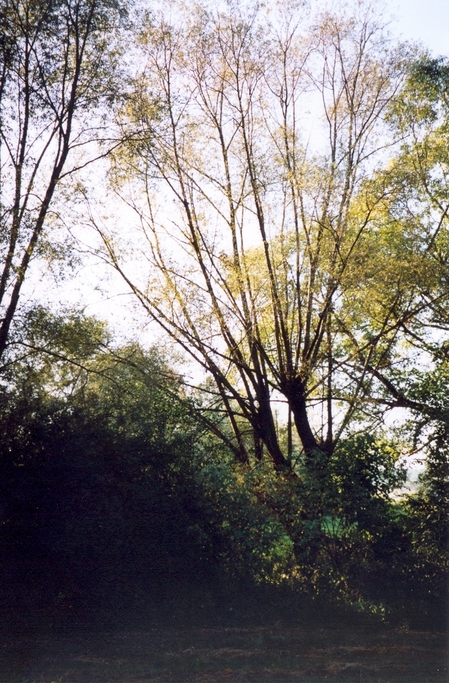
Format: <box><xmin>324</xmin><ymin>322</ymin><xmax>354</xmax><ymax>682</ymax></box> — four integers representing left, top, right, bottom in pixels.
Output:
<box><xmin>0</xmin><ymin>311</ymin><xmax>446</xmax><ymax>628</ymax></box>
<box><xmin>0</xmin><ymin>0</ymin><xmax>449</xmax><ymax>629</ymax></box>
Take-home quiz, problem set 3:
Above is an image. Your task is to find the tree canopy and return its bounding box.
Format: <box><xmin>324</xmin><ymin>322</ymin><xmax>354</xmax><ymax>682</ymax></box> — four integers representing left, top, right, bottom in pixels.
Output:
<box><xmin>99</xmin><ymin>1</ymin><xmax>449</xmax><ymax>475</ymax></box>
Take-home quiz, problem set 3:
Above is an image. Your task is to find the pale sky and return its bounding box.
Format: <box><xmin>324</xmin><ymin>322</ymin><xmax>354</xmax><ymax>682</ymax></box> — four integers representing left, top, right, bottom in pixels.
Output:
<box><xmin>393</xmin><ymin>0</ymin><xmax>449</xmax><ymax>56</ymax></box>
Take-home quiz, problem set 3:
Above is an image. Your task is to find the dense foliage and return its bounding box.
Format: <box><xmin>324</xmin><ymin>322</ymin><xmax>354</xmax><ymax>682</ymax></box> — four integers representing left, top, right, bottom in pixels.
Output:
<box><xmin>0</xmin><ymin>312</ymin><xmax>446</xmax><ymax>627</ymax></box>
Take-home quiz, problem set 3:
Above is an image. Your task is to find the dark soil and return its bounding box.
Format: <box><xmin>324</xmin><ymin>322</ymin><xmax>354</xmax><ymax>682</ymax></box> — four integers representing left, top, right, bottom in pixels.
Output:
<box><xmin>1</xmin><ymin>623</ymin><xmax>447</xmax><ymax>683</ymax></box>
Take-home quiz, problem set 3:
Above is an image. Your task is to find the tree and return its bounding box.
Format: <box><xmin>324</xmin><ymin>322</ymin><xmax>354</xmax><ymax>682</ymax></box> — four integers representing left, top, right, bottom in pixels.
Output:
<box><xmin>103</xmin><ymin>0</ymin><xmax>413</xmax><ymax>471</ymax></box>
<box><xmin>0</xmin><ymin>0</ymin><xmax>127</xmax><ymax>364</ymax></box>
<box><xmin>334</xmin><ymin>55</ymin><xmax>449</xmax><ymax>430</ymax></box>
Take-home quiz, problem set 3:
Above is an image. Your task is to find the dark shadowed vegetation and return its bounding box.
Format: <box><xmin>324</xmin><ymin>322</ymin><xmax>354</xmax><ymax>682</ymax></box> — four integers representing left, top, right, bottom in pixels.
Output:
<box><xmin>0</xmin><ymin>310</ymin><xmax>447</xmax><ymax>628</ymax></box>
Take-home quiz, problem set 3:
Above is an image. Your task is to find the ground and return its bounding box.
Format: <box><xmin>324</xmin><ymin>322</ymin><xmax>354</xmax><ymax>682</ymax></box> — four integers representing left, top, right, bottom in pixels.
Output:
<box><xmin>1</xmin><ymin>623</ymin><xmax>447</xmax><ymax>683</ymax></box>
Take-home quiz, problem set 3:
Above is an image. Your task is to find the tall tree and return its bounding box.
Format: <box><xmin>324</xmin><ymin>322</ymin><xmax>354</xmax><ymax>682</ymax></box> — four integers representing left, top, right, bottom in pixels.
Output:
<box><xmin>350</xmin><ymin>56</ymin><xmax>449</xmax><ymax>426</ymax></box>
<box><xmin>104</xmin><ymin>0</ymin><xmax>412</xmax><ymax>470</ymax></box>
<box><xmin>0</xmin><ymin>0</ymin><xmax>127</xmax><ymax>363</ymax></box>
